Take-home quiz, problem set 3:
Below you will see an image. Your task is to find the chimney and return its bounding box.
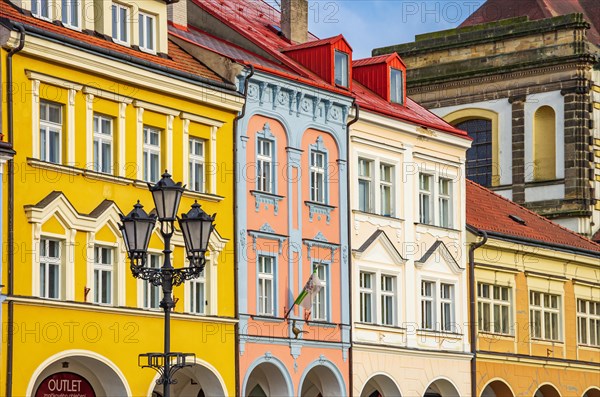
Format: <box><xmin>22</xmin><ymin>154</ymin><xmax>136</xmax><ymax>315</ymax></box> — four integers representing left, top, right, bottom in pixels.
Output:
<box><xmin>167</xmin><ymin>0</ymin><xmax>187</xmax><ymax>29</ymax></box>
<box><xmin>281</xmin><ymin>0</ymin><xmax>308</xmax><ymax>44</ymax></box>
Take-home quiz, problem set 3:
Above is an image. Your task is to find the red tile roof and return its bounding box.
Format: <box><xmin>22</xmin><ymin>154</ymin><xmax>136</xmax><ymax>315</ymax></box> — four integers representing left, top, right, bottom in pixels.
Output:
<box><xmin>353</xmin><ymin>81</ymin><xmax>468</xmax><ymax>136</ymax></box>
<box><xmin>0</xmin><ymin>0</ymin><xmax>226</xmax><ymax>84</ymax></box>
<box><xmin>460</xmin><ymin>0</ymin><xmax>600</xmax><ymax>46</ymax></box>
<box><xmin>466</xmin><ymin>179</ymin><xmax>600</xmax><ymax>254</ymax></box>
<box><xmin>187</xmin><ymin>0</ymin><xmax>468</xmax><ymax>138</ymax></box>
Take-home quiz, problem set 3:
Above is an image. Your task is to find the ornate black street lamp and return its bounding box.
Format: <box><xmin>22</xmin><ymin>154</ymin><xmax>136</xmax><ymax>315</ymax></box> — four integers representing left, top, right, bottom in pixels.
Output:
<box><xmin>119</xmin><ymin>171</ymin><xmax>216</xmax><ymax>397</ymax></box>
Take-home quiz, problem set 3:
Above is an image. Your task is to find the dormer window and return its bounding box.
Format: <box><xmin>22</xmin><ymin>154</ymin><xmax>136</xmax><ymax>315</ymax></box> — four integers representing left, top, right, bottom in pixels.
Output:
<box><xmin>62</xmin><ymin>1</ymin><xmax>81</xmax><ymax>29</ymax></box>
<box><xmin>334</xmin><ymin>50</ymin><xmax>349</xmax><ymax>88</ymax></box>
<box><xmin>31</xmin><ymin>0</ymin><xmax>50</xmax><ymax>19</ymax></box>
<box><xmin>390</xmin><ymin>68</ymin><xmax>403</xmax><ymax>104</ymax></box>
<box><xmin>138</xmin><ymin>12</ymin><xmax>156</xmax><ymax>52</ymax></box>
<box><xmin>112</xmin><ymin>3</ymin><xmax>130</xmax><ymax>44</ymax></box>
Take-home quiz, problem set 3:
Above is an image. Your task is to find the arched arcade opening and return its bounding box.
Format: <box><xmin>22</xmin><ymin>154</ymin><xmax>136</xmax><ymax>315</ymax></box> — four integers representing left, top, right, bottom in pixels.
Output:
<box><xmin>360</xmin><ymin>374</ymin><xmax>401</xmax><ymax>397</ymax></box>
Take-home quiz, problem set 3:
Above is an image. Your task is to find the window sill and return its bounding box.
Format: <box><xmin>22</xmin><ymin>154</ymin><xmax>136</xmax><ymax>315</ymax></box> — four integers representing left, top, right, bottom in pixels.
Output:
<box><xmin>478</xmin><ymin>331</ymin><xmax>515</xmax><ymax>340</ymax></box>
<box><xmin>353</xmin><ymin>210</ymin><xmax>404</xmax><ymax>222</ymax></box>
<box><xmin>251</xmin><ymin>315</ymin><xmax>285</xmax><ymax>323</ymax></box>
<box><xmin>356</xmin><ymin>322</ymin><xmax>405</xmax><ymax>332</ymax></box>
<box><xmin>27</xmin><ymin>158</ymin><xmax>83</xmax><ymax>176</ymax></box>
<box><xmin>530</xmin><ymin>338</ymin><xmax>564</xmax><ymax>345</ymax></box>
<box><xmin>307</xmin><ymin>320</ymin><xmax>337</xmax><ymax>328</ymax></box>
<box><xmin>251</xmin><ymin>190</ymin><xmax>284</xmax><ymax>214</ymax></box>
<box><xmin>182</xmin><ymin>189</ymin><xmax>224</xmax><ymax>203</ymax></box>
<box><xmin>577</xmin><ymin>343</ymin><xmax>600</xmax><ymax>350</ymax></box>
<box><xmin>305</xmin><ymin>201</ymin><xmax>336</xmax><ymax>224</ymax></box>
<box><xmin>139</xmin><ymin>47</ymin><xmax>157</xmax><ymax>55</ymax></box>
<box><xmin>417</xmin><ymin>328</ymin><xmax>463</xmax><ymax>338</ymax></box>
<box><xmin>415</xmin><ymin>222</ymin><xmax>460</xmax><ymax>233</ymax></box>
<box><xmin>112</xmin><ymin>39</ymin><xmax>131</xmax><ymax>47</ymax></box>
<box><xmin>84</xmin><ymin>169</ymin><xmax>130</xmax><ymax>185</ymax></box>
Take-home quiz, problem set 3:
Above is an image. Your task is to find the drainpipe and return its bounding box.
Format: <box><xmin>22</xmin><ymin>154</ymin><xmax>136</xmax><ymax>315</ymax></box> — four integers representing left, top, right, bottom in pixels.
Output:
<box><xmin>232</xmin><ymin>64</ymin><xmax>253</xmax><ymax>397</ymax></box>
<box><xmin>5</xmin><ymin>23</ymin><xmax>25</xmax><ymax>397</ymax></box>
<box><xmin>346</xmin><ymin>101</ymin><xmax>359</xmax><ymax>396</ymax></box>
<box><xmin>468</xmin><ymin>228</ymin><xmax>487</xmax><ymax>397</ymax></box>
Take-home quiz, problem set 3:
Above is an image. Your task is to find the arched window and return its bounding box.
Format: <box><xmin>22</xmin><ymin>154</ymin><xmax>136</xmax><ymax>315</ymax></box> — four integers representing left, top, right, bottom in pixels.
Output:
<box><xmin>533</xmin><ymin>106</ymin><xmax>556</xmax><ymax>181</ymax></box>
<box><xmin>455</xmin><ymin>118</ymin><xmax>493</xmax><ymax>187</ymax></box>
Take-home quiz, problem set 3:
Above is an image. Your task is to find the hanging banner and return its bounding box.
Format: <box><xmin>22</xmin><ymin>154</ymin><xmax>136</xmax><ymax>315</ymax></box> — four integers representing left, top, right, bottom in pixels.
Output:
<box><xmin>35</xmin><ymin>372</ymin><xmax>96</xmax><ymax>397</ymax></box>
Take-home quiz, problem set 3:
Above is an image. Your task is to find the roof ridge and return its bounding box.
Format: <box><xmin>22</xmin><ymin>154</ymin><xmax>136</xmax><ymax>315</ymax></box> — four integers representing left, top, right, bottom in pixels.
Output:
<box><xmin>466</xmin><ymin>179</ymin><xmax>600</xmax><ymax>249</ymax></box>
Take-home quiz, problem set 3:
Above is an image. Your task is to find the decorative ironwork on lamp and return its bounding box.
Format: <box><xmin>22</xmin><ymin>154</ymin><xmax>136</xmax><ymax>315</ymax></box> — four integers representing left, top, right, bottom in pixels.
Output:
<box><xmin>118</xmin><ymin>171</ymin><xmax>216</xmax><ymax>397</ymax></box>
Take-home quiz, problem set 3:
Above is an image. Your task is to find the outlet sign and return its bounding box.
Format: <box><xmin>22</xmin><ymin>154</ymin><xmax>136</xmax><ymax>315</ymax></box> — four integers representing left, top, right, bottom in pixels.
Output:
<box><xmin>35</xmin><ymin>372</ymin><xmax>96</xmax><ymax>397</ymax></box>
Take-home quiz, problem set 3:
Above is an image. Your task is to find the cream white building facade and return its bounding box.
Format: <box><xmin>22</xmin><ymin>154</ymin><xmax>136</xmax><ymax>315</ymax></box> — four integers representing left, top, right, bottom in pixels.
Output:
<box><xmin>350</xmin><ymin>109</ymin><xmax>472</xmax><ymax>397</ymax></box>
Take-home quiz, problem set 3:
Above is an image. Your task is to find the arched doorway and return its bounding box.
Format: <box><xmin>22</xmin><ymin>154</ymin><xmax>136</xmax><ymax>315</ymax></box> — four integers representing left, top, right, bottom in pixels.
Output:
<box><xmin>423</xmin><ymin>378</ymin><xmax>460</xmax><ymax>397</ymax></box>
<box><xmin>29</xmin><ymin>351</ymin><xmax>130</xmax><ymax>396</ymax></box>
<box><xmin>481</xmin><ymin>380</ymin><xmax>514</xmax><ymax>397</ymax></box>
<box><xmin>360</xmin><ymin>374</ymin><xmax>401</xmax><ymax>397</ymax></box>
<box><xmin>152</xmin><ymin>362</ymin><xmax>227</xmax><ymax>397</ymax></box>
<box><xmin>583</xmin><ymin>388</ymin><xmax>600</xmax><ymax>397</ymax></box>
<box><xmin>243</xmin><ymin>360</ymin><xmax>293</xmax><ymax>397</ymax></box>
<box><xmin>299</xmin><ymin>363</ymin><xmax>345</xmax><ymax>397</ymax></box>
<box><xmin>534</xmin><ymin>384</ymin><xmax>561</xmax><ymax>397</ymax></box>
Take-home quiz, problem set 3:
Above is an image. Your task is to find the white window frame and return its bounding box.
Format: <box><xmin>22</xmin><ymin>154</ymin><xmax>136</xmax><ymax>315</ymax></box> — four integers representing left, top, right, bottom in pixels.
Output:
<box><xmin>40</xmin><ymin>101</ymin><xmax>62</xmax><ymax>164</ymax></box>
<box><xmin>379</xmin><ymin>163</ymin><xmax>394</xmax><ymax>217</ymax></box>
<box><xmin>440</xmin><ymin>283</ymin><xmax>455</xmax><ymax>332</ymax></box>
<box><xmin>358</xmin><ymin>158</ymin><xmax>373</xmax><ymax>213</ymax></box>
<box><xmin>61</xmin><ymin>0</ymin><xmax>81</xmax><ymax>29</ymax></box>
<box><xmin>257</xmin><ymin>255</ymin><xmax>275</xmax><ymax>316</ymax></box>
<box><xmin>390</xmin><ymin>68</ymin><xmax>403</xmax><ymax>104</ymax></box>
<box><xmin>477</xmin><ymin>283</ymin><xmax>512</xmax><ymax>335</ymax></box>
<box><xmin>111</xmin><ymin>2</ymin><xmax>130</xmax><ymax>45</ymax></box>
<box><xmin>439</xmin><ymin>177</ymin><xmax>453</xmax><ymax>228</ymax></box>
<box><xmin>93</xmin><ymin>114</ymin><xmax>113</xmax><ymax>174</ymax></box>
<box><xmin>188</xmin><ymin>137</ymin><xmax>205</xmax><ymax>193</ymax></box>
<box><xmin>138</xmin><ymin>11</ymin><xmax>156</xmax><ymax>52</ymax></box>
<box><xmin>419</xmin><ymin>173</ymin><xmax>433</xmax><ymax>225</ymax></box>
<box><xmin>189</xmin><ymin>269</ymin><xmax>206</xmax><ymax>315</ymax></box>
<box><xmin>257</xmin><ymin>138</ymin><xmax>274</xmax><ymax>193</ymax></box>
<box><xmin>143</xmin><ymin>254</ymin><xmax>161</xmax><ymax>310</ymax></box>
<box><xmin>359</xmin><ymin>271</ymin><xmax>374</xmax><ymax>323</ymax></box>
<box><xmin>143</xmin><ymin>126</ymin><xmax>161</xmax><ymax>183</ymax></box>
<box><xmin>421</xmin><ymin>279</ymin><xmax>456</xmax><ymax>332</ymax></box>
<box><xmin>40</xmin><ymin>238</ymin><xmax>61</xmax><ymax>299</ymax></box>
<box><xmin>93</xmin><ymin>246</ymin><xmax>113</xmax><ymax>305</ymax></box>
<box><xmin>334</xmin><ymin>50</ymin><xmax>349</xmax><ymax>88</ymax></box>
<box><xmin>577</xmin><ymin>298</ymin><xmax>599</xmax><ymax>346</ymax></box>
<box><xmin>310</xmin><ymin>150</ymin><xmax>327</xmax><ymax>203</ymax></box>
<box><xmin>31</xmin><ymin>0</ymin><xmax>51</xmax><ymax>19</ymax></box>
<box><xmin>421</xmin><ymin>280</ymin><xmax>435</xmax><ymax>330</ymax></box>
<box><xmin>529</xmin><ymin>291</ymin><xmax>561</xmax><ymax>341</ymax></box>
<box><xmin>380</xmin><ymin>274</ymin><xmax>396</xmax><ymax>326</ymax></box>
<box><xmin>312</xmin><ymin>262</ymin><xmax>328</xmax><ymax>321</ymax></box>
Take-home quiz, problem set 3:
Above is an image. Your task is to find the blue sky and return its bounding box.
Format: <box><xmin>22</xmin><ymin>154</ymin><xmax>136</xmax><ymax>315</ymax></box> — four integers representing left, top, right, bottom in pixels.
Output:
<box><xmin>303</xmin><ymin>0</ymin><xmax>486</xmax><ymax>58</ymax></box>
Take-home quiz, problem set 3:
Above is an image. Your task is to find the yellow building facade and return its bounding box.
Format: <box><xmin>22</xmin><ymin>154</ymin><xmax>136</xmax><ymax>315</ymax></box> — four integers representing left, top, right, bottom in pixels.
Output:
<box><xmin>467</xmin><ymin>181</ymin><xmax>600</xmax><ymax>397</ymax></box>
<box><xmin>0</xmin><ymin>0</ymin><xmax>243</xmax><ymax>395</ymax></box>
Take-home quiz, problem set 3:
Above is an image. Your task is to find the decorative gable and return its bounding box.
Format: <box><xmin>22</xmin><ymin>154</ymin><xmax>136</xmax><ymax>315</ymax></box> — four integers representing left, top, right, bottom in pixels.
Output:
<box><xmin>415</xmin><ymin>240</ymin><xmax>463</xmax><ymax>274</ymax></box>
<box><xmin>282</xmin><ymin>34</ymin><xmax>353</xmax><ymax>90</ymax></box>
<box><xmin>353</xmin><ymin>230</ymin><xmax>405</xmax><ymax>265</ymax></box>
<box><xmin>352</xmin><ymin>52</ymin><xmax>406</xmax><ymax>105</ymax></box>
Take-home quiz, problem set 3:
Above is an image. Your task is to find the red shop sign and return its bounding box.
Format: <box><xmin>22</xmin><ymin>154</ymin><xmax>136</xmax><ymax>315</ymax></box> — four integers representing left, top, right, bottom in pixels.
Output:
<box><xmin>35</xmin><ymin>372</ymin><xmax>96</xmax><ymax>397</ymax></box>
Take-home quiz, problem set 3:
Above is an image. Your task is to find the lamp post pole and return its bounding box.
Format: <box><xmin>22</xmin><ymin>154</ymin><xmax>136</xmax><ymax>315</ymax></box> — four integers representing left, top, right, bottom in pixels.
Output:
<box><xmin>119</xmin><ymin>171</ymin><xmax>216</xmax><ymax>397</ymax></box>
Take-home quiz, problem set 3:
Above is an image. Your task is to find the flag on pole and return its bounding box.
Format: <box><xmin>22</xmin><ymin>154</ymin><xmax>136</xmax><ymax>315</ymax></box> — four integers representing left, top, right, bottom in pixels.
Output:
<box><xmin>294</xmin><ymin>270</ymin><xmax>322</xmax><ymax>311</ymax></box>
